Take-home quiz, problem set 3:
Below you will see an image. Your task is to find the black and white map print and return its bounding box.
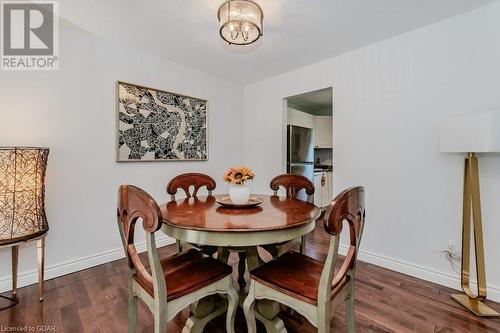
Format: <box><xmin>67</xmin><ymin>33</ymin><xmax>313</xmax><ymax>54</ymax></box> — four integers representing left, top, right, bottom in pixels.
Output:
<box><xmin>117</xmin><ymin>82</ymin><xmax>208</xmax><ymax>161</ymax></box>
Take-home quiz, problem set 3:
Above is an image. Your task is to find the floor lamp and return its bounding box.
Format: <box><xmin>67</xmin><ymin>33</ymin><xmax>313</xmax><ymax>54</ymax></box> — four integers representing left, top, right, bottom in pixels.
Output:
<box><xmin>0</xmin><ymin>147</ymin><xmax>49</xmax><ymax>310</ymax></box>
<box><xmin>440</xmin><ymin>111</ymin><xmax>500</xmax><ymax>317</ymax></box>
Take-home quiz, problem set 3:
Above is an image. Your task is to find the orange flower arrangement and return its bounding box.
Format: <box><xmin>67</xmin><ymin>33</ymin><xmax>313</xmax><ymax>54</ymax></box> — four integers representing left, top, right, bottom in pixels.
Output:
<box><xmin>223</xmin><ymin>166</ymin><xmax>255</xmax><ymax>185</ymax></box>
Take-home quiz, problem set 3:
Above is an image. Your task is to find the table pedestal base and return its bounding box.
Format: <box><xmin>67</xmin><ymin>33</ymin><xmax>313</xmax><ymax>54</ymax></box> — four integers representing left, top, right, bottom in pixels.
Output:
<box><xmin>183</xmin><ymin>246</ymin><xmax>286</xmax><ymax>333</ymax></box>
<box><xmin>183</xmin><ymin>297</ymin><xmax>228</xmax><ymax>333</ymax></box>
<box><xmin>255</xmin><ymin>309</ymin><xmax>287</xmax><ymax>333</ymax></box>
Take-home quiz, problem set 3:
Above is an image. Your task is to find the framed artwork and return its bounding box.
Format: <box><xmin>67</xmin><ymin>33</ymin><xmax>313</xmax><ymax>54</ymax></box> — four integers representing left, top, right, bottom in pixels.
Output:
<box><xmin>116</xmin><ymin>81</ymin><xmax>208</xmax><ymax>161</ymax></box>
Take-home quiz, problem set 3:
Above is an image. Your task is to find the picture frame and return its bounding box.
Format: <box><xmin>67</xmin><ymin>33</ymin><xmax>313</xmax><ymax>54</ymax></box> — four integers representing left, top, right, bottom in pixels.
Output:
<box><xmin>116</xmin><ymin>81</ymin><xmax>209</xmax><ymax>162</ymax></box>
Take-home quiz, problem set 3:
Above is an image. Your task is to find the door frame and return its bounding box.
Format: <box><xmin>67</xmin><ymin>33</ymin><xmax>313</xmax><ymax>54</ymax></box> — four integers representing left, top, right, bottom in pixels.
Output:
<box><xmin>281</xmin><ymin>87</ymin><xmax>334</xmax><ymax>195</ymax></box>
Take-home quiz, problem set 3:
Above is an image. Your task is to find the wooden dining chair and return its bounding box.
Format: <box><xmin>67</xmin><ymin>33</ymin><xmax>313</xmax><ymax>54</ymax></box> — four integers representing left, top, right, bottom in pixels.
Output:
<box><xmin>166</xmin><ymin>173</ymin><xmax>217</xmax><ymax>254</ymax></box>
<box><xmin>166</xmin><ymin>173</ymin><xmax>246</xmax><ymax>288</ymax></box>
<box><xmin>117</xmin><ymin>185</ymin><xmax>238</xmax><ymax>333</ymax></box>
<box><xmin>244</xmin><ymin>186</ymin><xmax>365</xmax><ymax>333</ymax></box>
<box><xmin>262</xmin><ymin>173</ymin><xmax>315</xmax><ymax>258</ymax></box>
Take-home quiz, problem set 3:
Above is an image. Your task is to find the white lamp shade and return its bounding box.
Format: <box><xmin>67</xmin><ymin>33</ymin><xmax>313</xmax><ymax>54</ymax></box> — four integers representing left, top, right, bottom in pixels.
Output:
<box><xmin>440</xmin><ymin>111</ymin><xmax>500</xmax><ymax>153</ymax></box>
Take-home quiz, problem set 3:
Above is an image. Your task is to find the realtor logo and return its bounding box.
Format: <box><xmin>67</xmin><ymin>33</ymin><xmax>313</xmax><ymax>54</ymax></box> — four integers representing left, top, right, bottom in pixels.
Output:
<box><xmin>1</xmin><ymin>1</ymin><xmax>59</xmax><ymax>70</ymax></box>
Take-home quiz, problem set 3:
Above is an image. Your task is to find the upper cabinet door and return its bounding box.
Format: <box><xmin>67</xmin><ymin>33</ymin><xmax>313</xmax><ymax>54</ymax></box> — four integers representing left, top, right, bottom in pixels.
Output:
<box><xmin>314</xmin><ymin>116</ymin><xmax>333</xmax><ymax>148</ymax></box>
<box><xmin>288</xmin><ymin>108</ymin><xmax>315</xmax><ymax>129</ymax></box>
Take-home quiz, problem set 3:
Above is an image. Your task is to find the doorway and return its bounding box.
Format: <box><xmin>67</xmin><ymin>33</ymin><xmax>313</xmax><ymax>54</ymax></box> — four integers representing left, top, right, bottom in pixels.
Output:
<box><xmin>283</xmin><ymin>87</ymin><xmax>333</xmax><ymax>208</ymax></box>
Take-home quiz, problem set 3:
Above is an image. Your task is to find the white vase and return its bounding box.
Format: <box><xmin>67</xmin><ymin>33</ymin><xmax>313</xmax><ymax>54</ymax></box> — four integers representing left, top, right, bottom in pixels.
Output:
<box><xmin>229</xmin><ymin>184</ymin><xmax>250</xmax><ymax>204</ymax></box>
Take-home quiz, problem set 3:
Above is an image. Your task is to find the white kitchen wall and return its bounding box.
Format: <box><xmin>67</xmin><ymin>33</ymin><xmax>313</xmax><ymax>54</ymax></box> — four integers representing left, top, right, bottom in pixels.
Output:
<box><xmin>0</xmin><ymin>20</ymin><xmax>244</xmax><ymax>291</ymax></box>
<box><xmin>243</xmin><ymin>3</ymin><xmax>500</xmax><ymax>300</ymax></box>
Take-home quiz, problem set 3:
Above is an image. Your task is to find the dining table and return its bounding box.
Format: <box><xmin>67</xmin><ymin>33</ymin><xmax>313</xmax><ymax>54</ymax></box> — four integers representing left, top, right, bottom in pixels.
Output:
<box><xmin>159</xmin><ymin>194</ymin><xmax>321</xmax><ymax>333</ymax></box>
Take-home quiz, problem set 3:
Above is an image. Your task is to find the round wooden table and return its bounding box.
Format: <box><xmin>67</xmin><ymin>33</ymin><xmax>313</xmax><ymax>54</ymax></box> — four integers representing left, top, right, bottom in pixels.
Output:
<box><xmin>159</xmin><ymin>194</ymin><xmax>321</xmax><ymax>333</ymax></box>
<box><xmin>160</xmin><ymin>194</ymin><xmax>320</xmax><ymax>247</ymax></box>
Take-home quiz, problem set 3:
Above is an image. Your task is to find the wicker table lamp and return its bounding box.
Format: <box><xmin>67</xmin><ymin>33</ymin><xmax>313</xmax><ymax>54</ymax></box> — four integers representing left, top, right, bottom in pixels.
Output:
<box><xmin>0</xmin><ymin>147</ymin><xmax>49</xmax><ymax>309</ymax></box>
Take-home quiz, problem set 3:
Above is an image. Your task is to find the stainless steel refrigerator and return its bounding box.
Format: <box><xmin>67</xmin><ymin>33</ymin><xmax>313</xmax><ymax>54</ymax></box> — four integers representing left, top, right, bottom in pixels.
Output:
<box><xmin>287</xmin><ymin>125</ymin><xmax>314</xmax><ymax>200</ymax></box>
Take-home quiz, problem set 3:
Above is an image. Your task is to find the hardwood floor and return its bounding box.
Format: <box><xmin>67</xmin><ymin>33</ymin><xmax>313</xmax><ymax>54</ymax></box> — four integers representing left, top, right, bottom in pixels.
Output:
<box><xmin>1</xmin><ymin>221</ymin><xmax>500</xmax><ymax>332</ymax></box>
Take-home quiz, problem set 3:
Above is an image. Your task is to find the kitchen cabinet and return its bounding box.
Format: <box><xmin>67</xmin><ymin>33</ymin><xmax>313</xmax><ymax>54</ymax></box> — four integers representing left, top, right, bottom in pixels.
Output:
<box><xmin>313</xmin><ymin>173</ymin><xmax>322</xmax><ymax>206</ymax></box>
<box><xmin>326</xmin><ymin>171</ymin><xmax>333</xmax><ymax>206</ymax></box>
<box><xmin>288</xmin><ymin>108</ymin><xmax>314</xmax><ymax>129</ymax></box>
<box><xmin>314</xmin><ymin>171</ymin><xmax>333</xmax><ymax>208</ymax></box>
<box><xmin>314</xmin><ymin>116</ymin><xmax>332</xmax><ymax>148</ymax></box>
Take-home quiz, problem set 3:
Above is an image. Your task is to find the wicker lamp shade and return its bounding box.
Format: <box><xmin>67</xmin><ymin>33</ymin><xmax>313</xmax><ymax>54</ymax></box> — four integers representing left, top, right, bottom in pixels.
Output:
<box><xmin>0</xmin><ymin>147</ymin><xmax>49</xmax><ymax>246</ymax></box>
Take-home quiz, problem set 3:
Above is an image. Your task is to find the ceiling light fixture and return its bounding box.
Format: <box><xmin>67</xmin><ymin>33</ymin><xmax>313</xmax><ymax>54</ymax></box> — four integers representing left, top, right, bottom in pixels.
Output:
<box><xmin>217</xmin><ymin>0</ymin><xmax>263</xmax><ymax>45</ymax></box>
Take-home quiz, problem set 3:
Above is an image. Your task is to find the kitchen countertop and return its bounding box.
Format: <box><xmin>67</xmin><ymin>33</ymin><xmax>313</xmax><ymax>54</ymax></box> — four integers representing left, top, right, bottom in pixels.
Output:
<box><xmin>314</xmin><ymin>168</ymin><xmax>333</xmax><ymax>173</ymax></box>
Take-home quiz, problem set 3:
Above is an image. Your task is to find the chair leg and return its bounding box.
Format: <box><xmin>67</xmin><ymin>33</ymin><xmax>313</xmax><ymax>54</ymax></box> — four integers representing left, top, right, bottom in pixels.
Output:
<box><xmin>11</xmin><ymin>246</ymin><xmax>19</xmax><ymax>299</ymax></box>
<box><xmin>225</xmin><ymin>280</ymin><xmax>239</xmax><ymax>333</ymax></box>
<box><xmin>200</xmin><ymin>245</ymin><xmax>218</xmax><ymax>257</ymax></box>
<box><xmin>238</xmin><ymin>251</ymin><xmax>247</xmax><ymax>288</ymax></box>
<box><xmin>37</xmin><ymin>238</ymin><xmax>45</xmax><ymax>302</ymax></box>
<box><xmin>346</xmin><ymin>282</ymin><xmax>356</xmax><ymax>333</ymax></box>
<box><xmin>300</xmin><ymin>235</ymin><xmax>306</xmax><ymax>254</ymax></box>
<box><xmin>243</xmin><ymin>281</ymin><xmax>257</xmax><ymax>333</ymax></box>
<box><xmin>154</xmin><ymin>314</ymin><xmax>166</xmax><ymax>333</ymax></box>
<box><xmin>217</xmin><ymin>247</ymin><xmax>230</xmax><ymax>264</ymax></box>
<box><xmin>317</xmin><ymin>300</ymin><xmax>331</xmax><ymax>333</ymax></box>
<box><xmin>128</xmin><ymin>290</ymin><xmax>138</xmax><ymax>333</ymax></box>
<box><xmin>176</xmin><ymin>240</ymin><xmax>182</xmax><ymax>253</ymax></box>
<box><xmin>317</xmin><ymin>312</ymin><xmax>330</xmax><ymax>333</ymax></box>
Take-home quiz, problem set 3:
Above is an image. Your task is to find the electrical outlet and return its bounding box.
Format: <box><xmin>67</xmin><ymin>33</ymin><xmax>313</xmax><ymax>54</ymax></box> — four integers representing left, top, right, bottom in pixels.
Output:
<box><xmin>447</xmin><ymin>240</ymin><xmax>456</xmax><ymax>253</ymax></box>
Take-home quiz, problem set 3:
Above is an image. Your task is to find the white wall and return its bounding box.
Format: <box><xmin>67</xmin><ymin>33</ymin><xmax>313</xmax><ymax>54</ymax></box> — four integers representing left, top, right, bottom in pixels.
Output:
<box><xmin>0</xmin><ymin>20</ymin><xmax>244</xmax><ymax>291</ymax></box>
<box><xmin>243</xmin><ymin>3</ymin><xmax>500</xmax><ymax>300</ymax></box>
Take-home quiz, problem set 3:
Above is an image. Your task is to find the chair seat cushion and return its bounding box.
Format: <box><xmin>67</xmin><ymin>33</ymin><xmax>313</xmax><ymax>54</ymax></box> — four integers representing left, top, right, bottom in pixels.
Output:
<box><xmin>133</xmin><ymin>248</ymin><xmax>232</xmax><ymax>301</ymax></box>
<box><xmin>250</xmin><ymin>251</ymin><xmax>349</xmax><ymax>305</ymax></box>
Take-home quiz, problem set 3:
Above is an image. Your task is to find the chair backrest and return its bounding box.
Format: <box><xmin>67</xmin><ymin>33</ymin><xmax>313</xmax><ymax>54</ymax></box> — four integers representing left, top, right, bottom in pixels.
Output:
<box><xmin>319</xmin><ymin>186</ymin><xmax>365</xmax><ymax>301</ymax></box>
<box><xmin>166</xmin><ymin>173</ymin><xmax>216</xmax><ymax>200</ymax></box>
<box><xmin>117</xmin><ymin>185</ymin><xmax>165</xmax><ymax>298</ymax></box>
<box><xmin>269</xmin><ymin>173</ymin><xmax>315</xmax><ymax>203</ymax></box>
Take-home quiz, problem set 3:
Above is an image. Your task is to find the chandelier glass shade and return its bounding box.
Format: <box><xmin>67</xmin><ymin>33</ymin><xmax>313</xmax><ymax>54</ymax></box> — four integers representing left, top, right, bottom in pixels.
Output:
<box><xmin>0</xmin><ymin>147</ymin><xmax>49</xmax><ymax>246</ymax></box>
<box><xmin>217</xmin><ymin>0</ymin><xmax>263</xmax><ymax>45</ymax></box>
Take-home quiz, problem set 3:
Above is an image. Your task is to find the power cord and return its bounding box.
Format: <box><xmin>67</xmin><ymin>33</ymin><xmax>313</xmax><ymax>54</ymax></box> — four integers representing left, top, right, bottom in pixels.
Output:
<box><xmin>440</xmin><ymin>250</ymin><xmax>461</xmax><ymax>274</ymax></box>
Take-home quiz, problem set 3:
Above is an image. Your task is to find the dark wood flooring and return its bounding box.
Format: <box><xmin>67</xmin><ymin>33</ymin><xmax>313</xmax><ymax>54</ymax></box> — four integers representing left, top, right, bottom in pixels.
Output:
<box><xmin>1</xmin><ymin>221</ymin><xmax>500</xmax><ymax>332</ymax></box>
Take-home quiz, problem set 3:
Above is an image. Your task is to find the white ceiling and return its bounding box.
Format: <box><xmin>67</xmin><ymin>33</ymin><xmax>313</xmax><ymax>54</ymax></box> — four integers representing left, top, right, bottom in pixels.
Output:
<box><xmin>60</xmin><ymin>0</ymin><xmax>497</xmax><ymax>84</ymax></box>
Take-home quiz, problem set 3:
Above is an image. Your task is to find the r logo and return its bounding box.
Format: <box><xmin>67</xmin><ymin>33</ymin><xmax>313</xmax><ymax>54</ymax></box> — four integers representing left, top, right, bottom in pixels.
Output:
<box><xmin>1</xmin><ymin>1</ymin><xmax>58</xmax><ymax>70</ymax></box>
<box><xmin>2</xmin><ymin>2</ymin><xmax>54</xmax><ymax>55</ymax></box>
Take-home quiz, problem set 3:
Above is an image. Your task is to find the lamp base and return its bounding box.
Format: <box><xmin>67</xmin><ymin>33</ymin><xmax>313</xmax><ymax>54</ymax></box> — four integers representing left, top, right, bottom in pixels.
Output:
<box><xmin>451</xmin><ymin>294</ymin><xmax>499</xmax><ymax>317</ymax></box>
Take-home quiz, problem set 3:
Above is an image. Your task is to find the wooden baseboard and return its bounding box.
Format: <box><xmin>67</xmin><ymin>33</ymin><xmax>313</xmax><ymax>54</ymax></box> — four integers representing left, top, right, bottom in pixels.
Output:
<box><xmin>338</xmin><ymin>244</ymin><xmax>500</xmax><ymax>303</ymax></box>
